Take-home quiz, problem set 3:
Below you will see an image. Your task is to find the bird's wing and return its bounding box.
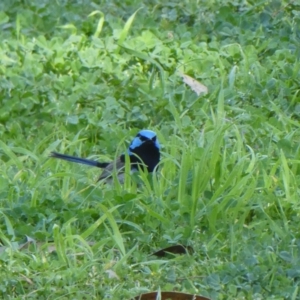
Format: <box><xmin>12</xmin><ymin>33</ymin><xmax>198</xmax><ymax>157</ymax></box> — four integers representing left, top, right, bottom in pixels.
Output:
<box><xmin>98</xmin><ymin>157</ymin><xmax>125</xmax><ymax>181</ymax></box>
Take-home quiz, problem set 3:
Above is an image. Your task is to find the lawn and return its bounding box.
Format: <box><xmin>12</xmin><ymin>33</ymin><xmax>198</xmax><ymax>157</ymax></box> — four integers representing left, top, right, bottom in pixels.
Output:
<box><xmin>1</xmin><ymin>0</ymin><xmax>300</xmax><ymax>299</ymax></box>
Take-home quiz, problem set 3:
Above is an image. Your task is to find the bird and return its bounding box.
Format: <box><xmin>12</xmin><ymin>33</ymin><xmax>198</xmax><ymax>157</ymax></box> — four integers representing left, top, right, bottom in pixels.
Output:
<box><xmin>50</xmin><ymin>129</ymin><xmax>160</xmax><ymax>182</ymax></box>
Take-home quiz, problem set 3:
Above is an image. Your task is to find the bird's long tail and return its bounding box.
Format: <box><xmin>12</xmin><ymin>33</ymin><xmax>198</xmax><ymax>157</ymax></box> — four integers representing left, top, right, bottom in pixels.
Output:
<box><xmin>50</xmin><ymin>152</ymin><xmax>110</xmax><ymax>168</ymax></box>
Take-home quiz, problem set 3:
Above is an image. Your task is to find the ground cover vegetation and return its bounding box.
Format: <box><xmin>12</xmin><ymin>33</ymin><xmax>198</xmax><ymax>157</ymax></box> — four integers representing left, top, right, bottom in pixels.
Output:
<box><xmin>0</xmin><ymin>0</ymin><xmax>300</xmax><ymax>299</ymax></box>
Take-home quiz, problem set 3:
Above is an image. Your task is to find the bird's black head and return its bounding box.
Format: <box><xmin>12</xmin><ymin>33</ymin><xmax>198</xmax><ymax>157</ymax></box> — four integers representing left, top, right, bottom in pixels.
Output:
<box><xmin>124</xmin><ymin>130</ymin><xmax>160</xmax><ymax>172</ymax></box>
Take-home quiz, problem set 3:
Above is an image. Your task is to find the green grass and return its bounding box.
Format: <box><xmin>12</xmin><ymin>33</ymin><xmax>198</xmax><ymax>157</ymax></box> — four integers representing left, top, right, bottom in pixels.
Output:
<box><xmin>1</xmin><ymin>0</ymin><xmax>300</xmax><ymax>299</ymax></box>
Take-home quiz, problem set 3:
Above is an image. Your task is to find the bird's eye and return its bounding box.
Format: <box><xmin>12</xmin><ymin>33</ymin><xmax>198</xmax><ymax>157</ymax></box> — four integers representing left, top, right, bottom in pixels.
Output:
<box><xmin>151</xmin><ymin>136</ymin><xmax>156</xmax><ymax>142</ymax></box>
<box><xmin>139</xmin><ymin>136</ymin><xmax>147</xmax><ymax>142</ymax></box>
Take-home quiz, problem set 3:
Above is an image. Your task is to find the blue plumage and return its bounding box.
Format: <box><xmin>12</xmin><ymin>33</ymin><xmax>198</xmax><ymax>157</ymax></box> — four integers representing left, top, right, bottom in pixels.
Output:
<box><xmin>128</xmin><ymin>129</ymin><xmax>160</xmax><ymax>154</ymax></box>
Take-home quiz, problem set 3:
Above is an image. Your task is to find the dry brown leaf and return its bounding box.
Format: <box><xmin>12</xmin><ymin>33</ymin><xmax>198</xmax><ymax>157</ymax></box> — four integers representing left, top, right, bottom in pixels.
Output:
<box><xmin>105</xmin><ymin>269</ymin><xmax>120</xmax><ymax>280</ymax></box>
<box><xmin>132</xmin><ymin>291</ymin><xmax>210</xmax><ymax>300</ymax></box>
<box><xmin>151</xmin><ymin>245</ymin><xmax>193</xmax><ymax>257</ymax></box>
<box><xmin>20</xmin><ymin>274</ymin><xmax>34</xmax><ymax>285</ymax></box>
<box><xmin>181</xmin><ymin>73</ymin><xmax>208</xmax><ymax>96</ymax></box>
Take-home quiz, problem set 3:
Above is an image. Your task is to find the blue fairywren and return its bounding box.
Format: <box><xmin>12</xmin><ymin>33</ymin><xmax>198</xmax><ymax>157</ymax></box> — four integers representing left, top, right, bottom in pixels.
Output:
<box><xmin>50</xmin><ymin>130</ymin><xmax>160</xmax><ymax>182</ymax></box>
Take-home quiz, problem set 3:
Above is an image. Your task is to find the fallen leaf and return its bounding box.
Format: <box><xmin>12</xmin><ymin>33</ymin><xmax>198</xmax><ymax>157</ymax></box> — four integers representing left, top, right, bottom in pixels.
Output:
<box><xmin>180</xmin><ymin>74</ymin><xmax>208</xmax><ymax>96</ymax></box>
<box><xmin>105</xmin><ymin>269</ymin><xmax>120</xmax><ymax>280</ymax></box>
<box><xmin>132</xmin><ymin>291</ymin><xmax>210</xmax><ymax>300</ymax></box>
<box><xmin>20</xmin><ymin>274</ymin><xmax>34</xmax><ymax>285</ymax></box>
<box><xmin>151</xmin><ymin>245</ymin><xmax>193</xmax><ymax>257</ymax></box>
